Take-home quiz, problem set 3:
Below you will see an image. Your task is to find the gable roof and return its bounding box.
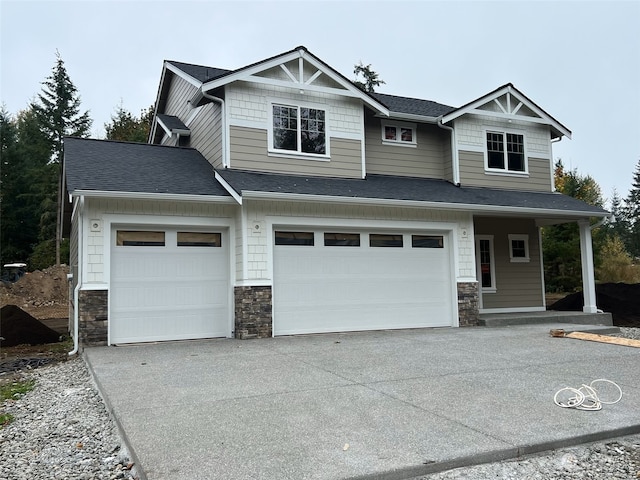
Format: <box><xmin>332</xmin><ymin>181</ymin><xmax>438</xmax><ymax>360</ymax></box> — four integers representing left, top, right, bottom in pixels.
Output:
<box><xmin>441</xmin><ymin>83</ymin><xmax>571</xmax><ymax>139</ymax></box>
<box><xmin>64</xmin><ymin>137</ymin><xmax>231</xmax><ymax>199</ymax></box>
<box><xmin>216</xmin><ymin>169</ymin><xmax>607</xmax><ymax>219</ymax></box>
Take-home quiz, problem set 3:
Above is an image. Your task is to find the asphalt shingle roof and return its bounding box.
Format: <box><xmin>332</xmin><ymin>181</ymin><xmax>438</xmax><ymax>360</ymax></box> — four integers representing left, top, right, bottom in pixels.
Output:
<box><xmin>370</xmin><ymin>92</ymin><xmax>456</xmax><ymax>118</ymax></box>
<box><xmin>64</xmin><ymin>137</ymin><xmax>230</xmax><ymax>197</ymax></box>
<box><xmin>167</xmin><ymin>55</ymin><xmax>455</xmax><ymax>119</ymax></box>
<box><xmin>166</xmin><ymin>61</ymin><xmax>231</xmax><ymax>83</ymax></box>
<box><xmin>216</xmin><ymin>169</ymin><xmax>607</xmax><ymax>216</ymax></box>
<box><xmin>156</xmin><ymin>114</ymin><xmax>190</xmax><ymax>133</ymax></box>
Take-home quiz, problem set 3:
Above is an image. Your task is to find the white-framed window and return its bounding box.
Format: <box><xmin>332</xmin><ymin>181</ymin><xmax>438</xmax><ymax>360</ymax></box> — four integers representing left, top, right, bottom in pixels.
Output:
<box><xmin>485</xmin><ymin>130</ymin><xmax>526</xmax><ymax>173</ymax></box>
<box><xmin>475</xmin><ymin>235</ymin><xmax>496</xmax><ymax>293</ymax></box>
<box><xmin>270</xmin><ymin>102</ymin><xmax>327</xmax><ymax>157</ymax></box>
<box><xmin>381</xmin><ymin>121</ymin><xmax>417</xmax><ymax>147</ymax></box>
<box><xmin>508</xmin><ymin>234</ymin><xmax>530</xmax><ymax>263</ymax></box>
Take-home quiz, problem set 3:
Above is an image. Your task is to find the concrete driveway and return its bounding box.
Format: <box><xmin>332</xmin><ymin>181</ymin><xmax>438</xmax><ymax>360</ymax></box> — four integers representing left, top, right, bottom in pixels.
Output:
<box><xmin>84</xmin><ymin>324</ymin><xmax>640</xmax><ymax>480</ymax></box>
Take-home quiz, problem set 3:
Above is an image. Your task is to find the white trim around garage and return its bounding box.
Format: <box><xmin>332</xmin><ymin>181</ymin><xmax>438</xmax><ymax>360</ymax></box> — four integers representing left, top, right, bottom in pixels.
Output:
<box><xmin>98</xmin><ymin>213</ymin><xmax>235</xmax><ymax>345</ymax></box>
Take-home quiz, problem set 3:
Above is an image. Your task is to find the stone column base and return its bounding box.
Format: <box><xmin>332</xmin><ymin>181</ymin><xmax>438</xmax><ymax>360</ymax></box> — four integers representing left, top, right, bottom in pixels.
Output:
<box><xmin>457</xmin><ymin>282</ymin><xmax>479</xmax><ymax>327</ymax></box>
<box><xmin>234</xmin><ymin>286</ymin><xmax>273</xmax><ymax>339</ymax></box>
<box><xmin>79</xmin><ymin>289</ymin><xmax>108</xmax><ymax>346</ymax></box>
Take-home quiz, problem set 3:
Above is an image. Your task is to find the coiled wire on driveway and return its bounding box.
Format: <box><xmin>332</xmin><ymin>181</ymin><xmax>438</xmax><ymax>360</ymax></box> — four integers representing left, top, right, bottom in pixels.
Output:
<box><xmin>554</xmin><ymin>379</ymin><xmax>623</xmax><ymax>411</ymax></box>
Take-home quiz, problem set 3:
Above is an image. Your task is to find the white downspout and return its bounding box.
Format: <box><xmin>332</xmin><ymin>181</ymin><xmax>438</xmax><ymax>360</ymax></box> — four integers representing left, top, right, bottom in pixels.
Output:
<box><xmin>68</xmin><ymin>195</ymin><xmax>84</xmax><ymax>356</ymax></box>
<box><xmin>201</xmin><ymin>92</ymin><xmax>228</xmax><ymax>168</ymax></box>
<box><xmin>437</xmin><ymin>118</ymin><xmax>460</xmax><ymax>186</ymax></box>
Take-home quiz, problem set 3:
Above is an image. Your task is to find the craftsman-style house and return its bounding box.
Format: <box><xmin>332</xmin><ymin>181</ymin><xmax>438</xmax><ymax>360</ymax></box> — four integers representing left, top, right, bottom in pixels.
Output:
<box><xmin>64</xmin><ymin>46</ymin><xmax>608</xmax><ymax>346</ymax></box>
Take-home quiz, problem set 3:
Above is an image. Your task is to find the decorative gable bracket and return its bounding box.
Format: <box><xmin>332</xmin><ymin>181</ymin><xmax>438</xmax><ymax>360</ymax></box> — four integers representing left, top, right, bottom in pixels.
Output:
<box><xmin>190</xmin><ymin>46</ymin><xmax>388</xmax><ymax>116</ymax></box>
<box><xmin>441</xmin><ymin>84</ymin><xmax>571</xmax><ymax>139</ymax></box>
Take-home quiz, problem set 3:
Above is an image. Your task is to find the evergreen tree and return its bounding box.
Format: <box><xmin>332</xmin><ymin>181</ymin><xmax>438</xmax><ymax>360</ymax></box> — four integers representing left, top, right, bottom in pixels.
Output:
<box><xmin>607</xmin><ymin>188</ymin><xmax>630</xmax><ymax>246</ymax></box>
<box><xmin>353</xmin><ymin>62</ymin><xmax>385</xmax><ymax>93</ymax></box>
<box><xmin>32</xmin><ymin>51</ymin><xmax>92</xmax><ymax>266</ymax></box>
<box><xmin>543</xmin><ymin>160</ymin><xmax>606</xmax><ymax>291</ymax></box>
<box><xmin>1</xmin><ymin>106</ymin><xmax>56</xmax><ymax>268</ymax></box>
<box><xmin>624</xmin><ymin>159</ymin><xmax>640</xmax><ymax>258</ymax></box>
<box><xmin>105</xmin><ymin>104</ymin><xmax>153</xmax><ymax>142</ymax></box>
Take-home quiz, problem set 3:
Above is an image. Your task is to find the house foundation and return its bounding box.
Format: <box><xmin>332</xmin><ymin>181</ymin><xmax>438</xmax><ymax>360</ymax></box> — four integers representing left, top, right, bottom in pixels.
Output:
<box><xmin>234</xmin><ymin>286</ymin><xmax>273</xmax><ymax>339</ymax></box>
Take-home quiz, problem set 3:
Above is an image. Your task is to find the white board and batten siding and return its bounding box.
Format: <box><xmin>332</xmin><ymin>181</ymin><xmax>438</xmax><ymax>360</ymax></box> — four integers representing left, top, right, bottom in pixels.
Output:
<box><xmin>272</xmin><ymin>228</ymin><xmax>456</xmax><ymax>335</ymax></box>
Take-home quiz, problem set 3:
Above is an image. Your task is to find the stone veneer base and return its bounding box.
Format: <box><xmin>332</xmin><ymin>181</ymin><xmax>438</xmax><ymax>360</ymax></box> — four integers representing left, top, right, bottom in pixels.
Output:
<box><xmin>234</xmin><ymin>286</ymin><xmax>273</xmax><ymax>339</ymax></box>
<box><xmin>79</xmin><ymin>289</ymin><xmax>108</xmax><ymax>346</ymax></box>
<box><xmin>457</xmin><ymin>281</ymin><xmax>479</xmax><ymax>327</ymax></box>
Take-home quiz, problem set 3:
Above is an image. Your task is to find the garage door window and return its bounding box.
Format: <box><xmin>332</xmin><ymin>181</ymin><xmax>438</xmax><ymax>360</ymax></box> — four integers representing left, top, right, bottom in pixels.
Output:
<box><xmin>275</xmin><ymin>231</ymin><xmax>315</xmax><ymax>246</ymax></box>
<box><xmin>370</xmin><ymin>234</ymin><xmax>403</xmax><ymax>247</ymax></box>
<box><xmin>177</xmin><ymin>232</ymin><xmax>221</xmax><ymax>247</ymax></box>
<box><xmin>116</xmin><ymin>230</ymin><xmax>165</xmax><ymax>247</ymax></box>
<box><xmin>412</xmin><ymin>235</ymin><xmax>444</xmax><ymax>248</ymax></box>
<box><xmin>324</xmin><ymin>233</ymin><xmax>360</xmax><ymax>246</ymax></box>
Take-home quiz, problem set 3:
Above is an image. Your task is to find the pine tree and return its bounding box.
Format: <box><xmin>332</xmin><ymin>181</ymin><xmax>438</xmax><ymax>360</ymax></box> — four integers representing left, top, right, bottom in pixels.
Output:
<box><xmin>32</xmin><ymin>51</ymin><xmax>92</xmax><ymax>266</ymax></box>
<box><xmin>607</xmin><ymin>188</ymin><xmax>630</xmax><ymax>246</ymax></box>
<box><xmin>625</xmin><ymin>159</ymin><xmax>640</xmax><ymax>258</ymax></box>
<box><xmin>353</xmin><ymin>62</ymin><xmax>385</xmax><ymax>93</ymax></box>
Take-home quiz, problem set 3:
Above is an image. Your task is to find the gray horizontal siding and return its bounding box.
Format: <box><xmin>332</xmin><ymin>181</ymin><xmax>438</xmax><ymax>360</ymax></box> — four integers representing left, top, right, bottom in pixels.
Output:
<box><xmin>459</xmin><ymin>151</ymin><xmax>552</xmax><ymax>192</ymax></box>
<box><xmin>190</xmin><ymin>103</ymin><xmax>223</xmax><ymax>168</ymax></box>
<box><xmin>230</xmin><ymin>126</ymin><xmax>361</xmax><ymax>178</ymax></box>
<box><xmin>475</xmin><ymin>217</ymin><xmax>543</xmax><ymax>309</ymax></box>
<box><xmin>365</xmin><ymin>119</ymin><xmax>447</xmax><ymax>178</ymax></box>
<box><xmin>165</xmin><ymin>75</ymin><xmax>199</xmax><ymax>119</ymax></box>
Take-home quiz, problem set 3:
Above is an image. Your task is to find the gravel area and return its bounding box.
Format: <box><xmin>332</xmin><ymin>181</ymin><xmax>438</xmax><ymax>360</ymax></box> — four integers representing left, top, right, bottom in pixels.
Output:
<box><xmin>0</xmin><ymin>358</ymin><xmax>137</xmax><ymax>480</ymax></box>
<box><xmin>1</xmin><ymin>327</ymin><xmax>638</xmax><ymax>479</ymax></box>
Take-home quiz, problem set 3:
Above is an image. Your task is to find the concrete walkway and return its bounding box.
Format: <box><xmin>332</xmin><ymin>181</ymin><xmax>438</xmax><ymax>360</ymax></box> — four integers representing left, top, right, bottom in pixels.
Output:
<box><xmin>84</xmin><ymin>324</ymin><xmax>640</xmax><ymax>480</ymax></box>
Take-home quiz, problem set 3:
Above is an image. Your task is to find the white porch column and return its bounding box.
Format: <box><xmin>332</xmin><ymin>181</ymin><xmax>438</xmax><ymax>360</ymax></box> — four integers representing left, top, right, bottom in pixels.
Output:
<box><xmin>578</xmin><ymin>220</ymin><xmax>598</xmax><ymax>313</ymax></box>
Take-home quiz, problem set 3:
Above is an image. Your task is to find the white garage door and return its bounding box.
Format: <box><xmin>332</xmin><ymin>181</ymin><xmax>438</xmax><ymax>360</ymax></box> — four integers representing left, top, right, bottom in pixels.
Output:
<box><xmin>273</xmin><ymin>230</ymin><xmax>455</xmax><ymax>335</ymax></box>
<box><xmin>110</xmin><ymin>228</ymin><xmax>230</xmax><ymax>344</ymax></box>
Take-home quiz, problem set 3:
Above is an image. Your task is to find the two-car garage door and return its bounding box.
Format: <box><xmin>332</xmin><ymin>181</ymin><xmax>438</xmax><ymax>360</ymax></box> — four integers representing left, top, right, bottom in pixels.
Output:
<box><xmin>273</xmin><ymin>229</ymin><xmax>455</xmax><ymax>335</ymax></box>
<box><xmin>110</xmin><ymin>227</ymin><xmax>230</xmax><ymax>344</ymax></box>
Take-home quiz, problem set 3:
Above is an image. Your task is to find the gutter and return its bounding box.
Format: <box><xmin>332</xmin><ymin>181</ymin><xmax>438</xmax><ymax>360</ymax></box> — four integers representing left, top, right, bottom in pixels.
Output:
<box><xmin>201</xmin><ymin>91</ymin><xmax>229</xmax><ymax>168</ymax></box>
<box><xmin>240</xmin><ymin>190</ymin><xmax>608</xmax><ymax>219</ymax></box>
<box><xmin>437</xmin><ymin>118</ymin><xmax>460</xmax><ymax>186</ymax></box>
<box><xmin>70</xmin><ymin>189</ymin><xmax>236</xmax><ymax>204</ymax></box>
<box><xmin>68</xmin><ymin>195</ymin><xmax>84</xmax><ymax>356</ymax></box>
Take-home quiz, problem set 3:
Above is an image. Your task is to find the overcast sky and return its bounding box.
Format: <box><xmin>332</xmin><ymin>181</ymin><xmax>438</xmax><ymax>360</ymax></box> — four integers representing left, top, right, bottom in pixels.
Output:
<box><xmin>1</xmin><ymin>0</ymin><xmax>638</xmax><ymax>206</ymax></box>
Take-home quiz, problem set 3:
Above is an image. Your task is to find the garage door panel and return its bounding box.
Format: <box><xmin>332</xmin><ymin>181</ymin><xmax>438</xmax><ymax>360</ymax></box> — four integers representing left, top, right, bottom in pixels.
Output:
<box><xmin>110</xmin><ymin>227</ymin><xmax>229</xmax><ymax>344</ymax></box>
<box><xmin>274</xmin><ymin>229</ymin><xmax>454</xmax><ymax>335</ymax></box>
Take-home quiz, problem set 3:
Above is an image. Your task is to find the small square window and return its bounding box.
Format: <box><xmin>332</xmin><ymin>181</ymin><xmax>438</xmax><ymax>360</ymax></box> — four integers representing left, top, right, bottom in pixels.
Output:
<box><xmin>508</xmin><ymin>234</ymin><xmax>530</xmax><ymax>262</ymax></box>
<box><xmin>382</xmin><ymin>122</ymin><xmax>416</xmax><ymax>146</ymax></box>
<box><xmin>384</xmin><ymin>126</ymin><xmax>397</xmax><ymax>140</ymax></box>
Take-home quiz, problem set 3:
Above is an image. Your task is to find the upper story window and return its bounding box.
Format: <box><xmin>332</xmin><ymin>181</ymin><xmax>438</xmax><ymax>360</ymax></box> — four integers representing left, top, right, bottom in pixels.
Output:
<box><xmin>272</xmin><ymin>104</ymin><xmax>326</xmax><ymax>155</ymax></box>
<box><xmin>381</xmin><ymin>121</ymin><xmax>417</xmax><ymax>147</ymax></box>
<box><xmin>486</xmin><ymin>131</ymin><xmax>525</xmax><ymax>173</ymax></box>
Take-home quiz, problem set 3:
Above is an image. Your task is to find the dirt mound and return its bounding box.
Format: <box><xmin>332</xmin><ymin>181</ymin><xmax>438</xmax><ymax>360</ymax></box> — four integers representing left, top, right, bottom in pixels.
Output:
<box><xmin>548</xmin><ymin>283</ymin><xmax>640</xmax><ymax>327</ymax></box>
<box><xmin>0</xmin><ymin>264</ymin><xmax>69</xmax><ymax>320</ymax></box>
<box><xmin>0</xmin><ymin>305</ymin><xmax>61</xmax><ymax>347</ymax></box>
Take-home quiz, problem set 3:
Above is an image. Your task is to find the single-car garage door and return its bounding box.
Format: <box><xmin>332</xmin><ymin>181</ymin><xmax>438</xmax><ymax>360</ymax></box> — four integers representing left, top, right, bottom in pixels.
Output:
<box><xmin>110</xmin><ymin>228</ymin><xmax>230</xmax><ymax>344</ymax></box>
<box><xmin>273</xmin><ymin>229</ymin><xmax>455</xmax><ymax>335</ymax></box>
